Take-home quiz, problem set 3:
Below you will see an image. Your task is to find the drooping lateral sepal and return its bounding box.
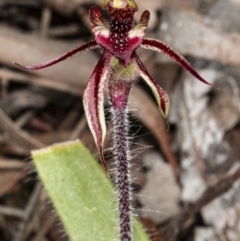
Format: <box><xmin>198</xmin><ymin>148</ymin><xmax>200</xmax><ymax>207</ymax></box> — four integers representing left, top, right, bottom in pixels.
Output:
<box><xmin>141</xmin><ymin>38</ymin><xmax>213</xmax><ymax>86</ymax></box>
<box><xmin>83</xmin><ymin>51</ymin><xmax>113</xmax><ymax>175</ymax></box>
<box><xmin>134</xmin><ymin>54</ymin><xmax>170</xmax><ymax>120</ymax></box>
<box><xmin>14</xmin><ymin>40</ymin><xmax>99</xmax><ymax>70</ymax></box>
<box><xmin>89</xmin><ymin>7</ymin><xmax>111</xmax><ymax>52</ymax></box>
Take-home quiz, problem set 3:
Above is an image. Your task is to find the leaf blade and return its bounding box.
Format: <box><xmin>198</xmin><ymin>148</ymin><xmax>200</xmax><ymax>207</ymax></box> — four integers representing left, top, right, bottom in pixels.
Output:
<box><xmin>32</xmin><ymin>140</ymin><xmax>149</xmax><ymax>241</ymax></box>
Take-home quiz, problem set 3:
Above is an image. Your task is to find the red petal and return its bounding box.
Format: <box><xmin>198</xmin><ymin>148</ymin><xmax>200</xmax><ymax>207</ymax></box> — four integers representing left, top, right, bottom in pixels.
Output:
<box><xmin>89</xmin><ymin>7</ymin><xmax>111</xmax><ymax>53</ymax></box>
<box><xmin>89</xmin><ymin>6</ymin><xmax>104</xmax><ymax>29</ymax></box>
<box><xmin>83</xmin><ymin>51</ymin><xmax>113</xmax><ymax>175</ymax></box>
<box><xmin>14</xmin><ymin>40</ymin><xmax>99</xmax><ymax>70</ymax></box>
<box><xmin>134</xmin><ymin>54</ymin><xmax>170</xmax><ymax>120</ymax></box>
<box><xmin>141</xmin><ymin>38</ymin><xmax>213</xmax><ymax>86</ymax></box>
<box><xmin>138</xmin><ymin>10</ymin><xmax>150</xmax><ymax>29</ymax></box>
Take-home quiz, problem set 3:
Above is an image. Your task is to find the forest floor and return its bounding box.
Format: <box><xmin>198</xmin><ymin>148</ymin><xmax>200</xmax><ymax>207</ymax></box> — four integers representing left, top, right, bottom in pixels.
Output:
<box><xmin>0</xmin><ymin>0</ymin><xmax>240</xmax><ymax>241</ymax></box>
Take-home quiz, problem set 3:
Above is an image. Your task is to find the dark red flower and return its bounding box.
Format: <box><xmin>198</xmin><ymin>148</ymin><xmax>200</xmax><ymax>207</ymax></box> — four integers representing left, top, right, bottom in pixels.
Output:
<box><xmin>15</xmin><ymin>0</ymin><xmax>212</xmax><ymax>175</ymax></box>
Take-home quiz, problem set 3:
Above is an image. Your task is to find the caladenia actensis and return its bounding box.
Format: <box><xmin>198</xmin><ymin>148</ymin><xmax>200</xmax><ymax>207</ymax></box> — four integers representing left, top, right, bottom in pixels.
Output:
<box><xmin>14</xmin><ymin>0</ymin><xmax>213</xmax><ymax>240</ymax></box>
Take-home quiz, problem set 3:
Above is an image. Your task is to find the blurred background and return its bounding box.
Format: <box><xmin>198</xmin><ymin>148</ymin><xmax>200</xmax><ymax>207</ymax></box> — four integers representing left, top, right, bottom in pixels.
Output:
<box><xmin>0</xmin><ymin>0</ymin><xmax>240</xmax><ymax>240</ymax></box>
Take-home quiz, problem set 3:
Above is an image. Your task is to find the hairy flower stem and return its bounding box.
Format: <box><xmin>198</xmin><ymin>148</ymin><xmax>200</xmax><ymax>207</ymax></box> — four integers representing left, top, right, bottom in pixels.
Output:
<box><xmin>109</xmin><ymin>76</ymin><xmax>133</xmax><ymax>241</ymax></box>
<box><xmin>112</xmin><ymin>107</ymin><xmax>132</xmax><ymax>241</ymax></box>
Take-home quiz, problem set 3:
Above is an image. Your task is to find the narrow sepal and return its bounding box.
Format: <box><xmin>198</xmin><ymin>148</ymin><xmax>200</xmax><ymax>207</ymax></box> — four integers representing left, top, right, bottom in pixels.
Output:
<box><xmin>83</xmin><ymin>51</ymin><xmax>113</xmax><ymax>176</ymax></box>
<box><xmin>135</xmin><ymin>10</ymin><xmax>150</xmax><ymax>32</ymax></box>
<box><xmin>134</xmin><ymin>54</ymin><xmax>170</xmax><ymax>120</ymax></box>
<box><xmin>141</xmin><ymin>38</ymin><xmax>213</xmax><ymax>86</ymax></box>
<box><xmin>14</xmin><ymin>40</ymin><xmax>99</xmax><ymax>70</ymax></box>
<box><xmin>127</xmin><ymin>10</ymin><xmax>149</xmax><ymax>46</ymax></box>
<box><xmin>89</xmin><ymin>6</ymin><xmax>104</xmax><ymax>29</ymax></box>
<box><xmin>89</xmin><ymin>7</ymin><xmax>110</xmax><ymax>52</ymax></box>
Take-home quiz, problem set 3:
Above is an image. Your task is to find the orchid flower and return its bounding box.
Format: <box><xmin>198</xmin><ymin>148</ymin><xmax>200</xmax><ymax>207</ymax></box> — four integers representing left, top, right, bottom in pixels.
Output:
<box><xmin>15</xmin><ymin>0</ymin><xmax>212</xmax><ymax>240</ymax></box>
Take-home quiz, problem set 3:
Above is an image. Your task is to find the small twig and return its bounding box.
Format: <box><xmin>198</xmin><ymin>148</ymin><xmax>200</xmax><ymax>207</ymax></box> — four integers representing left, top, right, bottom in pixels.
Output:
<box><xmin>40</xmin><ymin>8</ymin><xmax>52</xmax><ymax>37</ymax></box>
<box><xmin>0</xmin><ymin>108</ymin><xmax>44</xmax><ymax>150</ymax></box>
<box><xmin>0</xmin><ymin>159</ymin><xmax>26</xmax><ymax>169</ymax></box>
<box><xmin>59</xmin><ymin>107</ymin><xmax>79</xmax><ymax>129</ymax></box>
<box><xmin>23</xmin><ymin>183</ymin><xmax>42</xmax><ymax>220</ymax></box>
<box><xmin>0</xmin><ymin>77</ymin><xmax>8</xmax><ymax>98</ymax></box>
<box><xmin>0</xmin><ymin>205</ymin><xmax>25</xmax><ymax>219</ymax></box>
<box><xmin>163</xmin><ymin>167</ymin><xmax>240</xmax><ymax>240</ymax></box>
<box><xmin>15</xmin><ymin>111</ymin><xmax>35</xmax><ymax>128</ymax></box>
<box><xmin>0</xmin><ymin>69</ymin><xmax>84</xmax><ymax>96</ymax></box>
<box><xmin>68</xmin><ymin>116</ymin><xmax>87</xmax><ymax>140</ymax></box>
<box><xmin>14</xmin><ymin>183</ymin><xmax>42</xmax><ymax>241</ymax></box>
<box><xmin>0</xmin><ymin>170</ymin><xmax>24</xmax><ymax>197</ymax></box>
<box><xmin>32</xmin><ymin>215</ymin><xmax>57</xmax><ymax>241</ymax></box>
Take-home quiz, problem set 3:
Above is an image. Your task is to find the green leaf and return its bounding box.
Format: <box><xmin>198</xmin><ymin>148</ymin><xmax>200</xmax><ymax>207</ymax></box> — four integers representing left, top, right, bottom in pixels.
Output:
<box><xmin>32</xmin><ymin>140</ymin><xmax>149</xmax><ymax>241</ymax></box>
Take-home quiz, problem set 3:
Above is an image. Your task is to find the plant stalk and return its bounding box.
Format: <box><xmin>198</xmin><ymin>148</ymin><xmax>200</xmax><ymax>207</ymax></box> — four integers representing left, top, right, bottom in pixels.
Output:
<box><xmin>112</xmin><ymin>107</ymin><xmax>132</xmax><ymax>241</ymax></box>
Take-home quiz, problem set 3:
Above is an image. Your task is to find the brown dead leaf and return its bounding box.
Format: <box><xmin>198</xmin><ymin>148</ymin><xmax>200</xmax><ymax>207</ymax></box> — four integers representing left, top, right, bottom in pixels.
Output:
<box><xmin>158</xmin><ymin>9</ymin><xmax>240</xmax><ymax>66</ymax></box>
<box><xmin>0</xmin><ymin>108</ymin><xmax>44</xmax><ymax>150</ymax></box>
<box><xmin>0</xmin><ymin>69</ymin><xmax>84</xmax><ymax>97</ymax></box>
<box><xmin>0</xmin><ymin>170</ymin><xmax>24</xmax><ymax>197</ymax></box>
